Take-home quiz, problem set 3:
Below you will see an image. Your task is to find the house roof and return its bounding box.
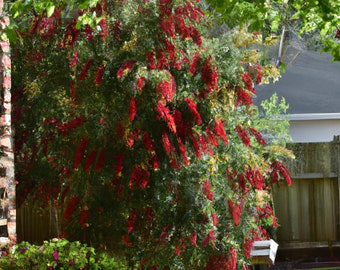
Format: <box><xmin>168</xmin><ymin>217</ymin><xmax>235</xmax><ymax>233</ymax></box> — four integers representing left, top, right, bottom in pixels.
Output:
<box><xmin>254</xmin><ymin>46</ymin><xmax>340</xmax><ymax>114</ymax></box>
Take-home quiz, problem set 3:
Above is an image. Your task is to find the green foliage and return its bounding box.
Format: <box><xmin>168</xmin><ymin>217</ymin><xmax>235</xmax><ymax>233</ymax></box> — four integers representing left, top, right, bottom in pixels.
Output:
<box><xmin>0</xmin><ymin>239</ymin><xmax>126</xmax><ymax>269</ymax></box>
<box><xmin>255</xmin><ymin>93</ymin><xmax>292</xmax><ymax>147</ymax></box>
<box><xmin>206</xmin><ymin>0</ymin><xmax>340</xmax><ymax>61</ymax></box>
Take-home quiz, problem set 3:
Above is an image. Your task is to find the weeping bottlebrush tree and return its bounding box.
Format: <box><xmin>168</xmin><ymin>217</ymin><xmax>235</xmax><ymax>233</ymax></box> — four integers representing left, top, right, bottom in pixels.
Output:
<box><xmin>9</xmin><ymin>0</ymin><xmax>291</xmax><ymax>268</ymax></box>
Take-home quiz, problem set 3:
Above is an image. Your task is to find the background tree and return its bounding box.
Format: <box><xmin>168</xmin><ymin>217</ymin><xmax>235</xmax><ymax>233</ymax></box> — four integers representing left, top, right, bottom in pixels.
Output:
<box><xmin>8</xmin><ymin>0</ymin><xmax>291</xmax><ymax>268</ymax></box>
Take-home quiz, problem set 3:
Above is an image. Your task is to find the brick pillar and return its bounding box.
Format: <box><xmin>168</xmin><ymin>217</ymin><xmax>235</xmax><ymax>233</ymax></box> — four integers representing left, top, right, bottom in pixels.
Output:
<box><xmin>0</xmin><ymin>0</ymin><xmax>16</xmax><ymax>246</ymax></box>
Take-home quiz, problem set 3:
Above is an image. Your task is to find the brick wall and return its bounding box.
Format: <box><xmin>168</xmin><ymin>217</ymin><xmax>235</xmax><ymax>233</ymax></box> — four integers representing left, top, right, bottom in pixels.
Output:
<box><xmin>0</xmin><ymin>0</ymin><xmax>16</xmax><ymax>247</ymax></box>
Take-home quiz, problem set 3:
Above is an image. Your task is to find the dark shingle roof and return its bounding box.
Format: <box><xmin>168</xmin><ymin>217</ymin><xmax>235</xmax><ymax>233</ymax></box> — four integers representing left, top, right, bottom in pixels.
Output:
<box><xmin>254</xmin><ymin>47</ymin><xmax>340</xmax><ymax>114</ymax></box>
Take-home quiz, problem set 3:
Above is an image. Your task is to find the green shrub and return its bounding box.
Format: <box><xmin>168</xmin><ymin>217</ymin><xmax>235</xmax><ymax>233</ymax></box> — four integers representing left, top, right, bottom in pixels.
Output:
<box><xmin>0</xmin><ymin>239</ymin><xmax>126</xmax><ymax>269</ymax></box>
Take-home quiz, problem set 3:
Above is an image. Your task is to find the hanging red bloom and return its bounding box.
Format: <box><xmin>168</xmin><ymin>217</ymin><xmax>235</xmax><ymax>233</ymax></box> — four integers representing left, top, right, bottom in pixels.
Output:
<box><xmin>99</xmin><ymin>18</ymin><xmax>108</xmax><ymax>40</ymax></box>
<box><xmin>159</xmin><ymin>16</ymin><xmax>175</xmax><ymax>39</ymax></box>
<box><xmin>185</xmin><ymin>97</ymin><xmax>202</xmax><ymax>125</ymax></box>
<box><xmin>117</xmin><ymin>60</ymin><xmax>136</xmax><ymax>79</ymax></box>
<box><xmin>228</xmin><ymin>199</ymin><xmax>242</xmax><ymax>226</ymax></box>
<box><xmin>79</xmin><ymin>57</ymin><xmax>93</xmax><ymax>80</ymax></box>
<box><xmin>214</xmin><ymin>119</ymin><xmax>228</xmax><ymax>145</ymax></box>
<box><xmin>235</xmin><ymin>125</ymin><xmax>251</xmax><ymax>147</ymax></box>
<box><xmin>190</xmin><ymin>26</ymin><xmax>202</xmax><ymax>46</ymax></box>
<box><xmin>147</xmin><ymin>52</ymin><xmax>156</xmax><ymax>70</ymax></box>
<box><xmin>242</xmin><ymin>72</ymin><xmax>255</xmax><ymax>93</ymax></box>
<box><xmin>203</xmin><ymin>180</ymin><xmax>213</xmax><ymax>201</ymax></box>
<box><xmin>95</xmin><ymin>150</ymin><xmax>106</xmax><ymax>172</ymax></box>
<box><xmin>202</xmin><ymin>57</ymin><xmax>218</xmax><ymax>92</ymax></box>
<box><xmin>243</xmin><ymin>237</ymin><xmax>254</xmax><ymax>259</ymax></box>
<box><xmin>157</xmin><ymin>78</ymin><xmax>176</xmax><ymax>102</ymax></box>
<box><xmin>178</xmin><ymin>138</ymin><xmax>189</xmax><ymax>165</ymax></box>
<box><xmin>201</xmin><ymin>229</ymin><xmax>215</xmax><ymax>247</ymax></box>
<box><xmin>142</xmin><ymin>132</ymin><xmax>154</xmax><ymax>151</ymax></box>
<box><xmin>189</xmin><ymin>230</ymin><xmax>197</xmax><ymax>247</ymax></box>
<box><xmin>249</xmin><ymin>127</ymin><xmax>266</xmax><ymax>145</ymax></box>
<box><xmin>69</xmin><ymin>50</ymin><xmax>79</xmax><ymax>68</ymax></box>
<box><xmin>129</xmin><ymin>165</ymin><xmax>150</xmax><ymax>189</ymax></box>
<box><xmin>162</xmin><ymin>129</ymin><xmax>173</xmax><ymax>154</ymax></box>
<box><xmin>189</xmin><ymin>51</ymin><xmax>200</xmax><ymax>75</ymax></box>
<box><xmin>157</xmin><ymin>48</ymin><xmax>167</xmax><ymax>69</ymax></box>
<box><xmin>61</xmin><ymin>19</ymin><xmax>80</xmax><ymax>48</ymax></box>
<box><xmin>73</xmin><ymin>136</ymin><xmax>89</xmax><ymax>169</ymax></box>
<box><xmin>155</xmin><ymin>102</ymin><xmax>177</xmax><ymax>133</ymax></box>
<box><xmin>95</xmin><ymin>65</ymin><xmax>105</xmax><ymax>85</ymax></box>
<box><xmin>127</xmin><ymin>209</ymin><xmax>138</xmax><ymax>233</ymax></box>
<box><xmin>211</xmin><ymin>212</ymin><xmax>218</xmax><ymax>226</ymax></box>
<box><xmin>129</xmin><ymin>96</ymin><xmax>137</xmax><ymax>122</ymax></box>
<box><xmin>236</xmin><ymin>86</ymin><xmax>253</xmax><ymax>107</ymax></box>
<box><xmin>62</xmin><ymin>196</ymin><xmax>80</xmax><ymax>223</ymax></box>
<box><xmin>271</xmin><ymin>160</ymin><xmax>292</xmax><ymax>186</ymax></box>
<box><xmin>255</xmin><ymin>64</ymin><xmax>263</xmax><ymax>84</ymax></box>
<box><xmin>159</xmin><ymin>0</ymin><xmax>173</xmax><ymax>16</ymax></box>
<box><xmin>149</xmin><ymin>153</ymin><xmax>159</xmax><ymax>170</ymax></box>
<box><xmin>137</xmin><ymin>77</ymin><xmax>146</xmax><ymax>92</ymax></box>
<box><xmin>84</xmin><ymin>149</ymin><xmax>97</xmax><ymax>172</ymax></box>
<box><xmin>114</xmin><ymin>151</ymin><xmax>124</xmax><ymax>178</ymax></box>
<box><xmin>84</xmin><ymin>24</ymin><xmax>94</xmax><ymax>41</ymax></box>
<box><xmin>206</xmin><ymin>126</ymin><xmax>218</xmax><ymax>147</ymax></box>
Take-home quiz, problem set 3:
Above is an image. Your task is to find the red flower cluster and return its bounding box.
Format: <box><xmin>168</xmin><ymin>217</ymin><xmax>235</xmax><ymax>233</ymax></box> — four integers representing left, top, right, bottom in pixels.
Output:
<box><xmin>157</xmin><ymin>75</ymin><xmax>176</xmax><ymax>102</ymax></box>
<box><xmin>270</xmin><ymin>160</ymin><xmax>292</xmax><ymax>186</ymax></box>
<box><xmin>117</xmin><ymin>60</ymin><xmax>136</xmax><ymax>79</ymax></box>
<box><xmin>79</xmin><ymin>57</ymin><xmax>93</xmax><ymax>80</ymax></box>
<box><xmin>129</xmin><ymin>165</ymin><xmax>150</xmax><ymax>189</ymax></box>
<box><xmin>228</xmin><ymin>199</ymin><xmax>242</xmax><ymax>226</ymax></box>
<box><xmin>203</xmin><ymin>180</ymin><xmax>213</xmax><ymax>201</ymax></box>
<box><xmin>235</xmin><ymin>125</ymin><xmax>251</xmax><ymax>147</ymax></box>
<box><xmin>73</xmin><ymin>136</ymin><xmax>89</xmax><ymax>169</ymax></box>
<box><xmin>99</xmin><ymin>18</ymin><xmax>108</xmax><ymax>40</ymax></box>
<box><xmin>60</xmin><ymin>19</ymin><xmax>80</xmax><ymax>48</ymax></box>
<box><xmin>95</xmin><ymin>65</ymin><xmax>105</xmax><ymax>85</ymax></box>
<box><xmin>249</xmin><ymin>127</ymin><xmax>266</xmax><ymax>145</ymax></box>
<box><xmin>185</xmin><ymin>97</ymin><xmax>202</xmax><ymax>125</ymax></box>
<box><xmin>62</xmin><ymin>196</ymin><xmax>80</xmax><ymax>223</ymax></box>
<box><xmin>242</xmin><ymin>72</ymin><xmax>255</xmax><ymax>93</ymax></box>
<box><xmin>214</xmin><ymin>119</ymin><xmax>228</xmax><ymax>145</ymax></box>
<box><xmin>201</xmin><ymin>57</ymin><xmax>218</xmax><ymax>93</ymax></box>
<box><xmin>129</xmin><ymin>96</ymin><xmax>137</xmax><ymax>122</ymax></box>
<box><xmin>56</xmin><ymin>117</ymin><xmax>84</xmax><ymax>135</ymax></box>
<box><xmin>155</xmin><ymin>102</ymin><xmax>177</xmax><ymax>133</ymax></box>
<box><xmin>236</xmin><ymin>86</ymin><xmax>253</xmax><ymax>107</ymax></box>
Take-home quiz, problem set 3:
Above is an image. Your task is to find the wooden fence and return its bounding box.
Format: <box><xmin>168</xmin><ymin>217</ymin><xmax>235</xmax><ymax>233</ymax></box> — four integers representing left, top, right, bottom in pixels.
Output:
<box><xmin>273</xmin><ymin>141</ymin><xmax>340</xmax><ymax>250</ymax></box>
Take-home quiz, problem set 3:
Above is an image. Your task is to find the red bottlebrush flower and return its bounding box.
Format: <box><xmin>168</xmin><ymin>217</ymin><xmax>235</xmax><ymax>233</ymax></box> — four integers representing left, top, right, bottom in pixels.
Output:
<box><xmin>228</xmin><ymin>199</ymin><xmax>242</xmax><ymax>226</ymax></box>
<box><xmin>157</xmin><ymin>48</ymin><xmax>167</xmax><ymax>69</ymax></box>
<box><xmin>57</xmin><ymin>117</ymin><xmax>84</xmax><ymax>135</ymax></box>
<box><xmin>147</xmin><ymin>52</ymin><xmax>156</xmax><ymax>70</ymax></box>
<box><xmin>61</xmin><ymin>20</ymin><xmax>80</xmax><ymax>48</ymax></box>
<box><xmin>185</xmin><ymin>97</ymin><xmax>202</xmax><ymax>125</ymax></box>
<box><xmin>235</xmin><ymin>125</ymin><xmax>251</xmax><ymax>147</ymax></box>
<box><xmin>137</xmin><ymin>77</ymin><xmax>146</xmax><ymax>92</ymax></box>
<box><xmin>127</xmin><ymin>209</ymin><xmax>138</xmax><ymax>233</ymax></box>
<box><xmin>84</xmin><ymin>24</ymin><xmax>94</xmax><ymax>41</ymax></box>
<box><xmin>203</xmin><ymin>180</ymin><xmax>213</xmax><ymax>201</ymax></box>
<box><xmin>114</xmin><ymin>151</ymin><xmax>124</xmax><ymax>178</ymax></box>
<box><xmin>117</xmin><ymin>60</ymin><xmax>136</xmax><ymax>79</ymax></box>
<box><xmin>188</xmin><ymin>130</ymin><xmax>201</xmax><ymax>158</ymax></box>
<box><xmin>178</xmin><ymin>138</ymin><xmax>189</xmax><ymax>166</ymax></box>
<box><xmin>79</xmin><ymin>208</ymin><xmax>89</xmax><ymax>229</ymax></box>
<box><xmin>244</xmin><ymin>238</ymin><xmax>254</xmax><ymax>259</ymax></box>
<box><xmin>255</xmin><ymin>64</ymin><xmax>263</xmax><ymax>84</ymax></box>
<box><xmin>242</xmin><ymin>72</ymin><xmax>255</xmax><ymax>93</ymax></box>
<box><xmin>159</xmin><ymin>0</ymin><xmax>173</xmax><ymax>16</ymax></box>
<box><xmin>201</xmin><ymin>230</ymin><xmax>215</xmax><ymax>247</ymax></box>
<box><xmin>95</xmin><ymin>150</ymin><xmax>106</xmax><ymax>172</ymax></box>
<box><xmin>174</xmin><ymin>109</ymin><xmax>186</xmax><ymax>137</ymax></box>
<box><xmin>122</xmin><ymin>235</ymin><xmax>132</xmax><ymax>246</ymax></box>
<box><xmin>69</xmin><ymin>50</ymin><xmax>79</xmax><ymax>68</ymax></box>
<box><xmin>155</xmin><ymin>102</ymin><xmax>177</xmax><ymax>133</ymax></box>
<box><xmin>84</xmin><ymin>149</ymin><xmax>97</xmax><ymax>172</ymax></box>
<box><xmin>95</xmin><ymin>65</ymin><xmax>105</xmax><ymax>85</ymax></box>
<box><xmin>249</xmin><ymin>127</ymin><xmax>266</xmax><ymax>145</ymax></box>
<box><xmin>159</xmin><ymin>16</ymin><xmax>175</xmax><ymax>38</ymax></box>
<box><xmin>113</xmin><ymin>20</ymin><xmax>122</xmax><ymax>40</ymax></box>
<box><xmin>189</xmin><ymin>230</ymin><xmax>197</xmax><ymax>247</ymax></box>
<box><xmin>130</xmin><ymin>165</ymin><xmax>150</xmax><ymax>189</ymax></box>
<box><xmin>62</xmin><ymin>196</ymin><xmax>80</xmax><ymax>222</ymax></box>
<box><xmin>189</xmin><ymin>51</ymin><xmax>200</xmax><ymax>75</ymax></box>
<box><xmin>70</xmin><ymin>80</ymin><xmax>77</xmax><ymax>99</ymax></box>
<box><xmin>190</xmin><ymin>26</ymin><xmax>202</xmax><ymax>46</ymax></box>
<box><xmin>236</xmin><ymin>86</ymin><xmax>253</xmax><ymax>107</ymax></box>
<box><xmin>206</xmin><ymin>126</ymin><xmax>218</xmax><ymax>147</ymax></box>
<box><xmin>162</xmin><ymin>129</ymin><xmax>172</xmax><ymax>154</ymax></box>
<box><xmin>29</xmin><ymin>16</ymin><xmax>40</xmax><ymax>35</ymax></box>
<box><xmin>163</xmin><ymin>38</ymin><xmax>175</xmax><ymax>60</ymax></box>
<box><xmin>227</xmin><ymin>248</ymin><xmax>237</xmax><ymax>270</ymax></box>
<box><xmin>214</xmin><ymin>119</ymin><xmax>228</xmax><ymax>145</ymax></box>
<box><xmin>149</xmin><ymin>153</ymin><xmax>159</xmax><ymax>170</ymax></box>
<box><xmin>211</xmin><ymin>212</ymin><xmax>218</xmax><ymax>226</ymax></box>
<box><xmin>79</xmin><ymin>57</ymin><xmax>93</xmax><ymax>80</ymax></box>
<box><xmin>99</xmin><ymin>18</ymin><xmax>108</xmax><ymax>40</ymax></box>
<box><xmin>142</xmin><ymin>131</ymin><xmax>154</xmax><ymax>151</ymax></box>
<box><xmin>271</xmin><ymin>160</ymin><xmax>292</xmax><ymax>186</ymax></box>
<box><xmin>246</xmin><ymin>168</ymin><xmax>265</xmax><ymax>190</ymax></box>
<box><xmin>129</xmin><ymin>96</ymin><xmax>137</xmax><ymax>122</ymax></box>
<box><xmin>202</xmin><ymin>57</ymin><xmax>218</xmax><ymax>92</ymax></box>
<box><xmin>170</xmin><ymin>158</ymin><xmax>180</xmax><ymax>169</ymax></box>
<box><xmin>73</xmin><ymin>136</ymin><xmax>89</xmax><ymax>169</ymax></box>
<box><xmin>157</xmin><ymin>78</ymin><xmax>176</xmax><ymax>102</ymax></box>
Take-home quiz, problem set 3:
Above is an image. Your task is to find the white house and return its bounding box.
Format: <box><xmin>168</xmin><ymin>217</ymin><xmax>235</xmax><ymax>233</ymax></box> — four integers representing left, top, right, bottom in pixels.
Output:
<box><xmin>255</xmin><ymin>47</ymin><xmax>340</xmax><ymax>143</ymax></box>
